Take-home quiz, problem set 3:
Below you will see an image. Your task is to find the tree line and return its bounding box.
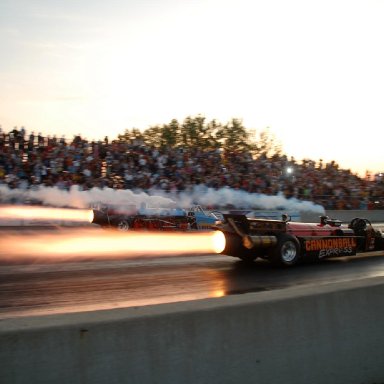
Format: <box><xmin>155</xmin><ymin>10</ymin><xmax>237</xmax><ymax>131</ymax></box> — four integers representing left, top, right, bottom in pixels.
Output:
<box><xmin>117</xmin><ymin>115</ymin><xmax>282</xmax><ymax>159</ymax></box>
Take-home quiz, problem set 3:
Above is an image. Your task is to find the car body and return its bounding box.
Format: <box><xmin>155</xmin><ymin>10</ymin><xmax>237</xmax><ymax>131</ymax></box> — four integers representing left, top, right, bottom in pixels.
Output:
<box><xmin>91</xmin><ymin>204</ymin><xmax>221</xmax><ymax>232</ymax></box>
<box><xmin>214</xmin><ymin>214</ymin><xmax>384</xmax><ymax>266</ymax></box>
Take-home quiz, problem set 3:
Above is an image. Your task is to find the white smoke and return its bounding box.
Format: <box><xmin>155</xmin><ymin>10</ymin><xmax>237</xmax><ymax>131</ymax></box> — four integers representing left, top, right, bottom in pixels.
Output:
<box><xmin>151</xmin><ymin>185</ymin><xmax>325</xmax><ymax>213</ymax></box>
<box><xmin>0</xmin><ymin>185</ymin><xmax>175</xmax><ymax>209</ymax></box>
<box><xmin>0</xmin><ymin>184</ymin><xmax>325</xmax><ymax>213</ymax></box>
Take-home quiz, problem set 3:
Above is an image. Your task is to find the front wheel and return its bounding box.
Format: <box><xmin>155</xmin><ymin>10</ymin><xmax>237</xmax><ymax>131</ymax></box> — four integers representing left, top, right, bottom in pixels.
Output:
<box><xmin>269</xmin><ymin>234</ymin><xmax>301</xmax><ymax>267</ymax></box>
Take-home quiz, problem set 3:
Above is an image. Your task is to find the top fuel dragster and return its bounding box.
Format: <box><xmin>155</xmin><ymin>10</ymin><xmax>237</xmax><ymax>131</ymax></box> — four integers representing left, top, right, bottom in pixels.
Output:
<box><xmin>214</xmin><ymin>214</ymin><xmax>384</xmax><ymax>266</ymax></box>
<box><xmin>90</xmin><ymin>204</ymin><xmax>221</xmax><ymax>232</ymax></box>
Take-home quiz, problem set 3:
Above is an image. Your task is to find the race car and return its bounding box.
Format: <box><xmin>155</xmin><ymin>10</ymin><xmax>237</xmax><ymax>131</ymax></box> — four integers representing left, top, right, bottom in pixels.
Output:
<box><xmin>90</xmin><ymin>204</ymin><xmax>222</xmax><ymax>232</ymax></box>
<box><xmin>214</xmin><ymin>214</ymin><xmax>384</xmax><ymax>267</ymax></box>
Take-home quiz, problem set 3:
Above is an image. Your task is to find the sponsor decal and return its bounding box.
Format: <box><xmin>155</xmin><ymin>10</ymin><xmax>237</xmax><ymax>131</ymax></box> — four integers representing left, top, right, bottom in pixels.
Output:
<box><xmin>318</xmin><ymin>247</ymin><xmax>354</xmax><ymax>258</ymax></box>
<box><xmin>304</xmin><ymin>237</ymin><xmax>357</xmax><ymax>258</ymax></box>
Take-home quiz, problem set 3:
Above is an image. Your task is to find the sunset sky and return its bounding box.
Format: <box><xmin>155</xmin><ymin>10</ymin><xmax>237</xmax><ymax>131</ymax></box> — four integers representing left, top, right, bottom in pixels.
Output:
<box><xmin>0</xmin><ymin>0</ymin><xmax>383</xmax><ymax>177</ymax></box>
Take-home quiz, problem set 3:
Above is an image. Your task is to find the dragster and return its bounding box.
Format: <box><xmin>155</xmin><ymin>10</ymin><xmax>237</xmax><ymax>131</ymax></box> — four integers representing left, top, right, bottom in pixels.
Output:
<box><xmin>90</xmin><ymin>204</ymin><xmax>222</xmax><ymax>232</ymax></box>
<box><xmin>214</xmin><ymin>214</ymin><xmax>384</xmax><ymax>266</ymax></box>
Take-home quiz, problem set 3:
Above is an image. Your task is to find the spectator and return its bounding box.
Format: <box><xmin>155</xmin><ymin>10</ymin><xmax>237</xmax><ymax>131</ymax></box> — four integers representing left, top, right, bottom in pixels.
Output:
<box><xmin>0</xmin><ymin>127</ymin><xmax>383</xmax><ymax>209</ymax></box>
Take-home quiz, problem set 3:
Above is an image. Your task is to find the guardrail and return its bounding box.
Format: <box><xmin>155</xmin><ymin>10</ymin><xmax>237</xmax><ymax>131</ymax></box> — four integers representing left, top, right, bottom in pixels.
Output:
<box><xmin>1</xmin><ymin>277</ymin><xmax>384</xmax><ymax>384</ymax></box>
<box><xmin>302</xmin><ymin>209</ymin><xmax>384</xmax><ymax>223</ymax></box>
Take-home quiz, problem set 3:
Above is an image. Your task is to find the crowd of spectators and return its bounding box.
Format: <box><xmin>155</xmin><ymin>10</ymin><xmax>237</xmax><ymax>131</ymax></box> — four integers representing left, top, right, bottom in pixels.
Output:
<box><xmin>0</xmin><ymin>126</ymin><xmax>383</xmax><ymax>210</ymax></box>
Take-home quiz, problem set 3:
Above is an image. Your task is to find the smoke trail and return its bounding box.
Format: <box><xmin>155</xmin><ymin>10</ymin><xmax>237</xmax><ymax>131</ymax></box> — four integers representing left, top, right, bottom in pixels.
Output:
<box><xmin>158</xmin><ymin>185</ymin><xmax>325</xmax><ymax>213</ymax></box>
<box><xmin>0</xmin><ymin>184</ymin><xmax>325</xmax><ymax>213</ymax></box>
<box><xmin>0</xmin><ymin>184</ymin><xmax>176</xmax><ymax>209</ymax></box>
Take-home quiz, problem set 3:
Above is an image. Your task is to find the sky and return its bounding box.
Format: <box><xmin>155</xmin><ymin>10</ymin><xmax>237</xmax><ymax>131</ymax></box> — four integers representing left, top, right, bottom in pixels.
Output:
<box><xmin>0</xmin><ymin>0</ymin><xmax>383</xmax><ymax>177</ymax></box>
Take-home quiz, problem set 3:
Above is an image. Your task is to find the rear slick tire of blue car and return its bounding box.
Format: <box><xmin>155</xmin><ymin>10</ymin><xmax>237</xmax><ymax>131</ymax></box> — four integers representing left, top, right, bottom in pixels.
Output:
<box><xmin>116</xmin><ymin>219</ymin><xmax>130</xmax><ymax>232</ymax></box>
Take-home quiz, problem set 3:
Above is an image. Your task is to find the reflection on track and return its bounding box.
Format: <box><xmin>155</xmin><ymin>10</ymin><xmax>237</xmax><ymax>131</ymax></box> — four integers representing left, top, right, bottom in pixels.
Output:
<box><xmin>1</xmin><ymin>250</ymin><xmax>384</xmax><ymax>320</ymax></box>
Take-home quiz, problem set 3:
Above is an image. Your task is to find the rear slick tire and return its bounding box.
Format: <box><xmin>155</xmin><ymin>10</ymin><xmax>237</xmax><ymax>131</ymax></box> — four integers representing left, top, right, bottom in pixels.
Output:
<box><xmin>116</xmin><ymin>219</ymin><xmax>130</xmax><ymax>232</ymax></box>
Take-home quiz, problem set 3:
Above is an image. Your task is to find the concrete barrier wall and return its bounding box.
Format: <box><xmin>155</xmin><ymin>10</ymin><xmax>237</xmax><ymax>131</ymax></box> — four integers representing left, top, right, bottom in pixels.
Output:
<box><xmin>228</xmin><ymin>209</ymin><xmax>384</xmax><ymax>224</ymax></box>
<box><xmin>2</xmin><ymin>277</ymin><xmax>384</xmax><ymax>384</ymax></box>
<box><xmin>300</xmin><ymin>209</ymin><xmax>384</xmax><ymax>223</ymax></box>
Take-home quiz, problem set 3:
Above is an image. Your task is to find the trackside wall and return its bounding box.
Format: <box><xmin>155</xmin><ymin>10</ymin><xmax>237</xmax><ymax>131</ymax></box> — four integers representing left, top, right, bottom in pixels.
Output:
<box><xmin>301</xmin><ymin>209</ymin><xmax>384</xmax><ymax>223</ymax></box>
<box><xmin>1</xmin><ymin>277</ymin><xmax>384</xmax><ymax>384</ymax></box>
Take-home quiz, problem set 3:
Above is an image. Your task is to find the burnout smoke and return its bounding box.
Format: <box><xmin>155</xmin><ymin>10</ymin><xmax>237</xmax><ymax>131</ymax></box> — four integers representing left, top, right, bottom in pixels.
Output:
<box><xmin>0</xmin><ymin>184</ymin><xmax>325</xmax><ymax>213</ymax></box>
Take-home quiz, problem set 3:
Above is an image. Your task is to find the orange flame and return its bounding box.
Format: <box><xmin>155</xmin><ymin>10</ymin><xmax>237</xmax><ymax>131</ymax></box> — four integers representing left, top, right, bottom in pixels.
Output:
<box><xmin>0</xmin><ymin>229</ymin><xmax>226</xmax><ymax>262</ymax></box>
<box><xmin>0</xmin><ymin>205</ymin><xmax>93</xmax><ymax>223</ymax></box>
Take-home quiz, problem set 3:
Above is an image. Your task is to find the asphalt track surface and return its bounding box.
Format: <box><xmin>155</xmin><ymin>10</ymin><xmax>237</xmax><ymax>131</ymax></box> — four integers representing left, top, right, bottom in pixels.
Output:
<box><xmin>1</xmin><ymin>226</ymin><xmax>384</xmax><ymax>320</ymax></box>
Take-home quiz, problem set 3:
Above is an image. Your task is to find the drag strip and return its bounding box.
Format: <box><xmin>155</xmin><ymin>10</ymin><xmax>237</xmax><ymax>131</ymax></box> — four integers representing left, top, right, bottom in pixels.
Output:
<box><xmin>1</xmin><ymin>229</ymin><xmax>384</xmax><ymax>319</ymax></box>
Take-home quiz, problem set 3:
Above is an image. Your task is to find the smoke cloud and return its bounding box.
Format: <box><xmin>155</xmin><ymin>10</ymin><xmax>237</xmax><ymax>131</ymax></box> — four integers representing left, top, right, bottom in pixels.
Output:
<box><xmin>0</xmin><ymin>184</ymin><xmax>325</xmax><ymax>214</ymax></box>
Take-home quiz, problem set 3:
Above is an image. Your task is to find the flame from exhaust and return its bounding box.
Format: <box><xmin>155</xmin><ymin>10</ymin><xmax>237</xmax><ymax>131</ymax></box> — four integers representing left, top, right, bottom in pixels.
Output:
<box><xmin>0</xmin><ymin>205</ymin><xmax>94</xmax><ymax>223</ymax></box>
<box><xmin>211</xmin><ymin>230</ymin><xmax>226</xmax><ymax>254</ymax></box>
<box><xmin>0</xmin><ymin>229</ymin><xmax>226</xmax><ymax>262</ymax></box>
